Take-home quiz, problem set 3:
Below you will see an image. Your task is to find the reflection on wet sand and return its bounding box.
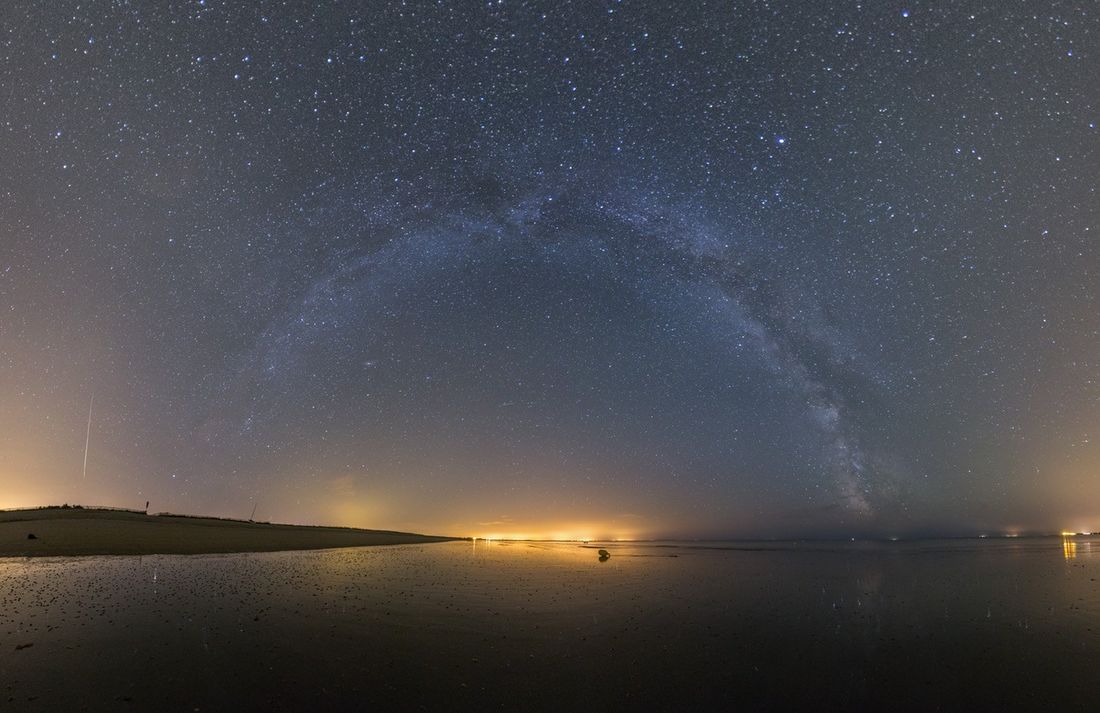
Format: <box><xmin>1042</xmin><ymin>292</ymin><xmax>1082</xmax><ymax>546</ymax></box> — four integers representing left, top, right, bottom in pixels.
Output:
<box><xmin>2</xmin><ymin>537</ymin><xmax>1100</xmax><ymax>711</ymax></box>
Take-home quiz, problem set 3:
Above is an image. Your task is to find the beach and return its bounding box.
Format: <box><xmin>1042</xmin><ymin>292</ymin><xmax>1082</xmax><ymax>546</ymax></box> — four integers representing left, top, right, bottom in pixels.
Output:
<box><xmin>0</xmin><ymin>508</ymin><xmax>456</xmax><ymax>557</ymax></box>
<box><xmin>2</xmin><ymin>536</ymin><xmax>1099</xmax><ymax>710</ymax></box>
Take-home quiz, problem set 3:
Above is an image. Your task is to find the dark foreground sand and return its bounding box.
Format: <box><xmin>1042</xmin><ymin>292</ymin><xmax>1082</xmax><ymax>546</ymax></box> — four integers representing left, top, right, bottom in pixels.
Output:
<box><xmin>2</xmin><ymin>536</ymin><xmax>1100</xmax><ymax>711</ymax></box>
<box><xmin>0</xmin><ymin>508</ymin><xmax>456</xmax><ymax>556</ymax></box>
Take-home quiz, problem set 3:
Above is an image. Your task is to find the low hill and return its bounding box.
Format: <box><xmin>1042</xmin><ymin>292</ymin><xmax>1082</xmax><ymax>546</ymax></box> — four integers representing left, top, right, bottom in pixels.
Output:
<box><xmin>0</xmin><ymin>507</ymin><xmax>458</xmax><ymax>557</ymax></box>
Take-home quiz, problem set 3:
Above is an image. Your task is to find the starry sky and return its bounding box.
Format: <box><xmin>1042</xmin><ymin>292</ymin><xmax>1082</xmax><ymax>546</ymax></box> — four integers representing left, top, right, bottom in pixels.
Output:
<box><xmin>1</xmin><ymin>0</ymin><xmax>1099</xmax><ymax>539</ymax></box>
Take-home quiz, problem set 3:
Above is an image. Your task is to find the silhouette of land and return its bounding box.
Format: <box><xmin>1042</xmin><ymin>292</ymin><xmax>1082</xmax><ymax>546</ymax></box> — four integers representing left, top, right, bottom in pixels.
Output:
<box><xmin>0</xmin><ymin>506</ymin><xmax>457</xmax><ymax>556</ymax></box>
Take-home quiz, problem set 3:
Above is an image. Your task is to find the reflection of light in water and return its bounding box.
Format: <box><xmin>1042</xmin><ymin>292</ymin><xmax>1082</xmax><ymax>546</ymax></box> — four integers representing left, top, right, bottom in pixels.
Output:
<box><xmin>1062</xmin><ymin>535</ymin><xmax>1077</xmax><ymax>560</ymax></box>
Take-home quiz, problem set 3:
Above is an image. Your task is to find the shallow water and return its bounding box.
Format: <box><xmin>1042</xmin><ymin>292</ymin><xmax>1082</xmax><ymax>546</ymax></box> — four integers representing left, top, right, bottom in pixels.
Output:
<box><xmin>2</xmin><ymin>537</ymin><xmax>1099</xmax><ymax>711</ymax></box>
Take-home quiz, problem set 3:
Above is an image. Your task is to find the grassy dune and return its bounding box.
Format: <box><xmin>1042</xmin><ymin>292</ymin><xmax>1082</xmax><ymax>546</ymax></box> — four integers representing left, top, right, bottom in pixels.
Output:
<box><xmin>0</xmin><ymin>507</ymin><xmax>458</xmax><ymax>557</ymax></box>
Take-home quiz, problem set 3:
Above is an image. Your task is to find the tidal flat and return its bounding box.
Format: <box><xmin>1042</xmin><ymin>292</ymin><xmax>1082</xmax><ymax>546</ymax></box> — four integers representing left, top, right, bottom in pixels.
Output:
<box><xmin>3</xmin><ymin>537</ymin><xmax>1099</xmax><ymax>711</ymax></box>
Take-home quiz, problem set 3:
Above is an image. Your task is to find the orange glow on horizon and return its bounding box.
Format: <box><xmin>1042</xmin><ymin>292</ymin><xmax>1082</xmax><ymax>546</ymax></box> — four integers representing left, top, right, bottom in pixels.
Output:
<box><xmin>473</xmin><ymin>525</ymin><xmax>638</xmax><ymax>542</ymax></box>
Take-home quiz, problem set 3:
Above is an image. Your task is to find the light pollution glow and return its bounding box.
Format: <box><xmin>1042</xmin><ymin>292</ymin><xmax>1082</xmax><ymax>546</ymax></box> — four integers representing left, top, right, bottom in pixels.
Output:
<box><xmin>4</xmin><ymin>387</ymin><xmax>1100</xmax><ymax>539</ymax></box>
<box><xmin>5</xmin><ymin>464</ymin><xmax>1100</xmax><ymax>542</ymax></box>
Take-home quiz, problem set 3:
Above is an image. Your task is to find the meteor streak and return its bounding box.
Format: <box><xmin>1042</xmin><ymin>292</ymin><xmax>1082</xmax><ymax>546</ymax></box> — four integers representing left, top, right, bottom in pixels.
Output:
<box><xmin>82</xmin><ymin>394</ymin><xmax>94</xmax><ymax>480</ymax></box>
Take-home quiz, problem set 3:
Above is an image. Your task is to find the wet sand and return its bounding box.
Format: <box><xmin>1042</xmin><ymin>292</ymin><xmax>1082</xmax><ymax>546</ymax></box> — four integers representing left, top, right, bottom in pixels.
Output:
<box><xmin>3</xmin><ymin>537</ymin><xmax>1099</xmax><ymax>711</ymax></box>
<box><xmin>0</xmin><ymin>508</ymin><xmax>456</xmax><ymax>556</ymax></box>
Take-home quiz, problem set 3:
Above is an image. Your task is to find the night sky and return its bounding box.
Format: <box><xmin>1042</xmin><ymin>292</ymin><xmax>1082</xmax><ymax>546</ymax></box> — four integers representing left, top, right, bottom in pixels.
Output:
<box><xmin>2</xmin><ymin>1</ymin><xmax>1098</xmax><ymax>538</ymax></box>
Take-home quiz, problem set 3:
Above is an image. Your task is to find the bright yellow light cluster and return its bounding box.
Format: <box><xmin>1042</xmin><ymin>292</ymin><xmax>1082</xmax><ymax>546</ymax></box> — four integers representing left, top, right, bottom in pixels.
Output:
<box><xmin>473</xmin><ymin>525</ymin><xmax>638</xmax><ymax>542</ymax></box>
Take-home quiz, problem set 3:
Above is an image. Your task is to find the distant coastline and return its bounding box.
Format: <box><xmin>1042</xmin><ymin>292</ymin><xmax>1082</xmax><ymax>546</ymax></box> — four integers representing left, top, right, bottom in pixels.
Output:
<box><xmin>0</xmin><ymin>506</ymin><xmax>460</xmax><ymax>557</ymax></box>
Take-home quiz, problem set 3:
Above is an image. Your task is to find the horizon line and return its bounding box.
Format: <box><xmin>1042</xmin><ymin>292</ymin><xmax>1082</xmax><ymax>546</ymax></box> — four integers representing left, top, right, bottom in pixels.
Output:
<box><xmin>2</xmin><ymin>504</ymin><xmax>1092</xmax><ymax>543</ymax></box>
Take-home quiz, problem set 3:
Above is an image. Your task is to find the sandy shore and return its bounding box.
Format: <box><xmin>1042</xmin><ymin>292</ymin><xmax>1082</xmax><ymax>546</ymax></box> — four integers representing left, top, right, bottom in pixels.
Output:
<box><xmin>0</xmin><ymin>507</ymin><xmax>457</xmax><ymax>556</ymax></box>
